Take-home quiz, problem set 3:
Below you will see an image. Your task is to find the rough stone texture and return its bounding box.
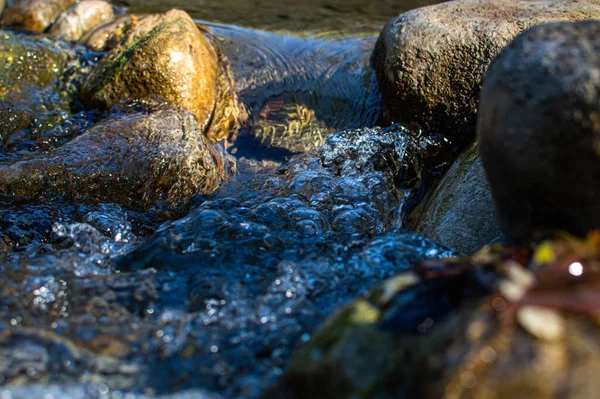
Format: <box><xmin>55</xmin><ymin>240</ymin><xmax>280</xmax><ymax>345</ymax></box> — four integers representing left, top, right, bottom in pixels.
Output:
<box><xmin>81</xmin><ymin>14</ymin><xmax>133</xmax><ymax>51</ymax></box>
<box><xmin>79</xmin><ymin>9</ymin><xmax>243</xmax><ymax>142</ymax></box>
<box><xmin>48</xmin><ymin>0</ymin><xmax>114</xmax><ymax>41</ymax></box>
<box><xmin>478</xmin><ymin>20</ymin><xmax>600</xmax><ymax>243</ymax></box>
<box><xmin>406</xmin><ymin>142</ymin><xmax>502</xmax><ymax>254</ymax></box>
<box><xmin>371</xmin><ymin>0</ymin><xmax>600</xmax><ymax>143</ymax></box>
<box><xmin>280</xmin><ymin>233</ymin><xmax>600</xmax><ymax>398</ymax></box>
<box><xmin>2</xmin><ymin>0</ymin><xmax>77</xmax><ymax>32</ymax></box>
<box><xmin>0</xmin><ymin>107</ymin><xmax>234</xmax><ymax>211</ymax></box>
<box><xmin>0</xmin><ymin>31</ymin><xmax>76</xmax><ymax>149</ymax></box>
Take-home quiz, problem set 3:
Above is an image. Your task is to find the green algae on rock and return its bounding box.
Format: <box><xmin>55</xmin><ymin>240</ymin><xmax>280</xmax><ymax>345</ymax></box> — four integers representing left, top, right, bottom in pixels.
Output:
<box><xmin>0</xmin><ymin>106</ymin><xmax>234</xmax><ymax>211</ymax></box>
<box><xmin>280</xmin><ymin>233</ymin><xmax>600</xmax><ymax>398</ymax></box>
<box><xmin>478</xmin><ymin>20</ymin><xmax>600</xmax><ymax>244</ymax></box>
<box><xmin>371</xmin><ymin>0</ymin><xmax>600</xmax><ymax>144</ymax></box>
<box><xmin>0</xmin><ymin>30</ymin><xmax>77</xmax><ymax>149</ymax></box>
<box><xmin>406</xmin><ymin>142</ymin><xmax>502</xmax><ymax>255</ymax></box>
<box><xmin>48</xmin><ymin>0</ymin><xmax>114</xmax><ymax>42</ymax></box>
<box><xmin>79</xmin><ymin>9</ymin><xmax>244</xmax><ymax>143</ymax></box>
<box><xmin>2</xmin><ymin>0</ymin><xmax>78</xmax><ymax>32</ymax></box>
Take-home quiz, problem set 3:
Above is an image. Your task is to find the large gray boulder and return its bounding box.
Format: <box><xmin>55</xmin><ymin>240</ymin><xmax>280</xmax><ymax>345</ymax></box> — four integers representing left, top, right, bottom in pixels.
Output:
<box><xmin>478</xmin><ymin>20</ymin><xmax>600</xmax><ymax>243</ymax></box>
<box><xmin>406</xmin><ymin>142</ymin><xmax>502</xmax><ymax>254</ymax></box>
<box><xmin>371</xmin><ymin>0</ymin><xmax>600</xmax><ymax>143</ymax></box>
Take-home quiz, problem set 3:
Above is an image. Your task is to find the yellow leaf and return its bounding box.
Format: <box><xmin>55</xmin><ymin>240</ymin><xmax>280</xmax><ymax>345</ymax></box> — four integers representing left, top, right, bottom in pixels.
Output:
<box><xmin>533</xmin><ymin>242</ymin><xmax>556</xmax><ymax>265</ymax></box>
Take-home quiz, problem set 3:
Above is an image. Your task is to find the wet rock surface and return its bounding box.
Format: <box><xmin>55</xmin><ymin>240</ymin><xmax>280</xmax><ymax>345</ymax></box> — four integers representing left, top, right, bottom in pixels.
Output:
<box><xmin>79</xmin><ymin>9</ymin><xmax>242</xmax><ymax>142</ymax></box>
<box><xmin>371</xmin><ymin>0</ymin><xmax>600</xmax><ymax>143</ymax></box>
<box><xmin>48</xmin><ymin>0</ymin><xmax>115</xmax><ymax>41</ymax></box>
<box><xmin>0</xmin><ymin>31</ymin><xmax>78</xmax><ymax>151</ymax></box>
<box><xmin>82</xmin><ymin>14</ymin><xmax>134</xmax><ymax>52</ymax></box>
<box><xmin>478</xmin><ymin>20</ymin><xmax>600</xmax><ymax>243</ymax></box>
<box><xmin>280</xmin><ymin>233</ymin><xmax>600</xmax><ymax>398</ymax></box>
<box><xmin>0</xmin><ymin>105</ymin><xmax>234</xmax><ymax>211</ymax></box>
<box><xmin>2</xmin><ymin>0</ymin><xmax>78</xmax><ymax>32</ymax></box>
<box><xmin>407</xmin><ymin>142</ymin><xmax>502</xmax><ymax>255</ymax></box>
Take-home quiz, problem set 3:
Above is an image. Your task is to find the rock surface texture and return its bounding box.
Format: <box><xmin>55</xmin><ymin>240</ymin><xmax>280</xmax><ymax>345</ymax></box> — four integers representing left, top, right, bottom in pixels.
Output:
<box><xmin>478</xmin><ymin>20</ymin><xmax>600</xmax><ymax>243</ymax></box>
<box><xmin>0</xmin><ymin>31</ymin><xmax>76</xmax><ymax>149</ymax></box>
<box><xmin>407</xmin><ymin>142</ymin><xmax>502</xmax><ymax>254</ymax></box>
<box><xmin>48</xmin><ymin>0</ymin><xmax>114</xmax><ymax>41</ymax></box>
<box><xmin>0</xmin><ymin>106</ymin><xmax>233</xmax><ymax>211</ymax></box>
<box><xmin>82</xmin><ymin>14</ymin><xmax>134</xmax><ymax>51</ymax></box>
<box><xmin>79</xmin><ymin>9</ymin><xmax>242</xmax><ymax>142</ymax></box>
<box><xmin>371</xmin><ymin>0</ymin><xmax>600</xmax><ymax>143</ymax></box>
<box><xmin>2</xmin><ymin>0</ymin><xmax>78</xmax><ymax>32</ymax></box>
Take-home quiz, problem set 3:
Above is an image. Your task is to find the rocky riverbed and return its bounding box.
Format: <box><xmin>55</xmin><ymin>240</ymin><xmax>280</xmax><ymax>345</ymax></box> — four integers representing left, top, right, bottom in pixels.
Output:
<box><xmin>0</xmin><ymin>0</ymin><xmax>599</xmax><ymax>398</ymax></box>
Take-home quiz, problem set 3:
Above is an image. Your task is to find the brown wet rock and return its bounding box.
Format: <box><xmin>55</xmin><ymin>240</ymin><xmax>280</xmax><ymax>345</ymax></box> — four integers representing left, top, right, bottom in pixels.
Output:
<box><xmin>280</xmin><ymin>233</ymin><xmax>600</xmax><ymax>399</ymax></box>
<box><xmin>478</xmin><ymin>21</ymin><xmax>600</xmax><ymax>243</ymax></box>
<box><xmin>48</xmin><ymin>0</ymin><xmax>114</xmax><ymax>42</ymax></box>
<box><xmin>407</xmin><ymin>142</ymin><xmax>502</xmax><ymax>255</ymax></box>
<box><xmin>82</xmin><ymin>14</ymin><xmax>133</xmax><ymax>52</ymax></box>
<box><xmin>2</xmin><ymin>0</ymin><xmax>77</xmax><ymax>32</ymax></box>
<box><xmin>79</xmin><ymin>9</ymin><xmax>244</xmax><ymax>142</ymax></box>
<box><xmin>371</xmin><ymin>0</ymin><xmax>600</xmax><ymax>143</ymax></box>
<box><xmin>0</xmin><ymin>106</ymin><xmax>235</xmax><ymax>211</ymax></box>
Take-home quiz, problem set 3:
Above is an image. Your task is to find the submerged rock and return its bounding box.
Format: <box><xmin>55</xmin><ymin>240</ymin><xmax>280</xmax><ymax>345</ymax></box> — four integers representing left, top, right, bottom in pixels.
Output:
<box><xmin>2</xmin><ymin>0</ymin><xmax>77</xmax><ymax>32</ymax></box>
<box><xmin>48</xmin><ymin>0</ymin><xmax>114</xmax><ymax>41</ymax></box>
<box><xmin>213</xmin><ymin>25</ymin><xmax>385</xmax><ymax>153</ymax></box>
<box><xmin>478</xmin><ymin>21</ymin><xmax>600</xmax><ymax>243</ymax></box>
<box><xmin>0</xmin><ymin>106</ymin><xmax>234</xmax><ymax>211</ymax></box>
<box><xmin>371</xmin><ymin>0</ymin><xmax>600</xmax><ymax>143</ymax></box>
<box><xmin>79</xmin><ymin>9</ymin><xmax>242</xmax><ymax>142</ymax></box>
<box><xmin>406</xmin><ymin>142</ymin><xmax>502</xmax><ymax>255</ymax></box>
<box><xmin>280</xmin><ymin>233</ymin><xmax>600</xmax><ymax>398</ymax></box>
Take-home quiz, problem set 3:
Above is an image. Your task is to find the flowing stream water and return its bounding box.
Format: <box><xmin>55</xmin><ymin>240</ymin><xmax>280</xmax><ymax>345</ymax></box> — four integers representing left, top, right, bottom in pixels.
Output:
<box><xmin>0</xmin><ymin>1</ymin><xmax>452</xmax><ymax>398</ymax></box>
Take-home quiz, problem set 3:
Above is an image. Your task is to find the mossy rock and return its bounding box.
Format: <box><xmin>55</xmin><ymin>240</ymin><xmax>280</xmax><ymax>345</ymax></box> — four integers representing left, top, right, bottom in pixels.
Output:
<box><xmin>79</xmin><ymin>9</ymin><xmax>244</xmax><ymax>142</ymax></box>
<box><xmin>0</xmin><ymin>30</ymin><xmax>76</xmax><ymax>147</ymax></box>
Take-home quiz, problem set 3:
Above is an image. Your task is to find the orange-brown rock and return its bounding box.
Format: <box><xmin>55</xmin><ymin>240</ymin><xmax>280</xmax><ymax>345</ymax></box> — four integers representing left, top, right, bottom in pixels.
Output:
<box><xmin>2</xmin><ymin>0</ymin><xmax>77</xmax><ymax>32</ymax></box>
<box><xmin>48</xmin><ymin>0</ymin><xmax>114</xmax><ymax>41</ymax></box>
